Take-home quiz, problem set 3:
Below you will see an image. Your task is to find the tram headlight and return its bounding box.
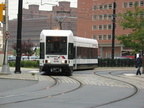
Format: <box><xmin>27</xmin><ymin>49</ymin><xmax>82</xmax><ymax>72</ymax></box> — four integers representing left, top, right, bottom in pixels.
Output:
<box><xmin>48</xmin><ymin>60</ymin><xmax>51</xmax><ymax>63</ymax></box>
<box><xmin>62</xmin><ymin>60</ymin><xmax>65</xmax><ymax>64</ymax></box>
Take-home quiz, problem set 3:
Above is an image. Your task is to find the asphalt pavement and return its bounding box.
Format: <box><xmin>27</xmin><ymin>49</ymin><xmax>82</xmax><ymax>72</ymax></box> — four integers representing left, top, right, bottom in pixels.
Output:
<box><xmin>0</xmin><ymin>67</ymin><xmax>144</xmax><ymax>108</ymax></box>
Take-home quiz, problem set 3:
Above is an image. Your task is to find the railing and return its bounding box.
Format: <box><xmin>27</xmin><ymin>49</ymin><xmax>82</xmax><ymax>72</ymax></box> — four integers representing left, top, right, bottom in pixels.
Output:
<box><xmin>98</xmin><ymin>59</ymin><xmax>135</xmax><ymax>67</ymax></box>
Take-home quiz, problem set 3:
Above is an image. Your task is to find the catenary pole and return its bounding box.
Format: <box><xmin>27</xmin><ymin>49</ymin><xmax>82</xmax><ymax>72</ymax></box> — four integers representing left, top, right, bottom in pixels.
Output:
<box><xmin>14</xmin><ymin>0</ymin><xmax>23</xmax><ymax>73</ymax></box>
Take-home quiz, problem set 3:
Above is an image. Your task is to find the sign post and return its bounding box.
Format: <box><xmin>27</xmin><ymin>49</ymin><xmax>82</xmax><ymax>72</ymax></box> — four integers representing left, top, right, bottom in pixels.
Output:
<box><xmin>1</xmin><ymin>31</ymin><xmax>10</xmax><ymax>73</ymax></box>
<box><xmin>1</xmin><ymin>0</ymin><xmax>10</xmax><ymax>73</ymax></box>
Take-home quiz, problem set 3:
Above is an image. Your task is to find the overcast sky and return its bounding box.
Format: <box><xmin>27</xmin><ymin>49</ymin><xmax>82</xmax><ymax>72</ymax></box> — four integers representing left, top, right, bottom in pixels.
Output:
<box><xmin>0</xmin><ymin>0</ymin><xmax>77</xmax><ymax>20</ymax></box>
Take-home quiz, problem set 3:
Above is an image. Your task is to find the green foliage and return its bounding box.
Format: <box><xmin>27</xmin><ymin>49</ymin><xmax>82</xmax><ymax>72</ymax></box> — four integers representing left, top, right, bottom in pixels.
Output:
<box><xmin>11</xmin><ymin>39</ymin><xmax>35</xmax><ymax>56</ymax></box>
<box><xmin>9</xmin><ymin>61</ymin><xmax>16</xmax><ymax>67</ymax></box>
<box><xmin>31</xmin><ymin>73</ymin><xmax>35</xmax><ymax>76</ymax></box>
<box><xmin>117</xmin><ymin>5</ymin><xmax>144</xmax><ymax>51</ymax></box>
<box><xmin>9</xmin><ymin>60</ymin><xmax>39</xmax><ymax>68</ymax></box>
<box><xmin>35</xmin><ymin>48</ymin><xmax>40</xmax><ymax>56</ymax></box>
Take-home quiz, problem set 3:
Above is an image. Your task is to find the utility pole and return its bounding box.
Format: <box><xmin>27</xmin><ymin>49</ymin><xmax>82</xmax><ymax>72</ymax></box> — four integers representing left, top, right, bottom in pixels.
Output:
<box><xmin>1</xmin><ymin>0</ymin><xmax>10</xmax><ymax>73</ymax></box>
<box><xmin>14</xmin><ymin>0</ymin><xmax>23</xmax><ymax>73</ymax></box>
<box><xmin>55</xmin><ymin>16</ymin><xmax>66</xmax><ymax>30</ymax></box>
<box><xmin>56</xmin><ymin>16</ymin><xmax>77</xmax><ymax>30</ymax></box>
<box><xmin>111</xmin><ymin>1</ymin><xmax>116</xmax><ymax>59</ymax></box>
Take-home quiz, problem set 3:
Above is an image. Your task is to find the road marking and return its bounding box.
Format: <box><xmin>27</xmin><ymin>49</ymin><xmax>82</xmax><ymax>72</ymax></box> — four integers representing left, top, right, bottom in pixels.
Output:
<box><xmin>124</xmin><ymin>74</ymin><xmax>136</xmax><ymax>76</ymax></box>
<box><xmin>29</xmin><ymin>71</ymin><xmax>39</xmax><ymax>73</ymax></box>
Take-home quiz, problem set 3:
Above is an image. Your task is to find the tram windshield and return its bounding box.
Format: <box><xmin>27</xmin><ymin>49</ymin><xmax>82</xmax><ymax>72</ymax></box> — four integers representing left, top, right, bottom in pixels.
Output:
<box><xmin>46</xmin><ymin>37</ymin><xmax>67</xmax><ymax>55</ymax></box>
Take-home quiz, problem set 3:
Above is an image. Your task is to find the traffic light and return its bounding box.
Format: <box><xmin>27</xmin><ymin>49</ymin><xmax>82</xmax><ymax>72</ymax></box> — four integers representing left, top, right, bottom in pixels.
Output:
<box><xmin>0</xmin><ymin>4</ymin><xmax>5</xmax><ymax>22</ymax></box>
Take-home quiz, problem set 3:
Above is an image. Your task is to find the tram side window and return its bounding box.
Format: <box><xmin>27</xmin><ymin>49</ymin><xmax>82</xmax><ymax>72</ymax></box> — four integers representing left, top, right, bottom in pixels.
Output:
<box><xmin>73</xmin><ymin>47</ymin><xmax>76</xmax><ymax>59</ymax></box>
<box><xmin>77</xmin><ymin>47</ymin><xmax>97</xmax><ymax>59</ymax></box>
<box><xmin>68</xmin><ymin>43</ymin><xmax>74</xmax><ymax>59</ymax></box>
<box><xmin>91</xmin><ymin>48</ymin><xmax>98</xmax><ymax>59</ymax></box>
<box><xmin>40</xmin><ymin>43</ymin><xmax>44</xmax><ymax>59</ymax></box>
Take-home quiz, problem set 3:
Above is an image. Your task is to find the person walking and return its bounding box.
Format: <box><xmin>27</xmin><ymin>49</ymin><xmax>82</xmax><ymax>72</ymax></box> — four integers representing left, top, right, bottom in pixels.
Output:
<box><xmin>135</xmin><ymin>55</ymin><xmax>142</xmax><ymax>75</ymax></box>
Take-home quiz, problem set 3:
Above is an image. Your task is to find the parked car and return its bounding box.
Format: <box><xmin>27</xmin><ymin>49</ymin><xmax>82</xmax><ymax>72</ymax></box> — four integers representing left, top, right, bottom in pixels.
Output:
<box><xmin>21</xmin><ymin>56</ymin><xmax>29</xmax><ymax>60</ymax></box>
<box><xmin>8</xmin><ymin>56</ymin><xmax>16</xmax><ymax>61</ymax></box>
<box><xmin>29</xmin><ymin>56</ymin><xmax>39</xmax><ymax>61</ymax></box>
<box><xmin>21</xmin><ymin>56</ymin><xmax>39</xmax><ymax>61</ymax></box>
<box><xmin>114</xmin><ymin>57</ymin><xmax>132</xmax><ymax>59</ymax></box>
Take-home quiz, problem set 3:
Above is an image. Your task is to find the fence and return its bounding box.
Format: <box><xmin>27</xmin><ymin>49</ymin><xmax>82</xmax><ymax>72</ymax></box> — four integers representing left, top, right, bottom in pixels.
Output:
<box><xmin>9</xmin><ymin>59</ymin><xmax>135</xmax><ymax>68</ymax></box>
<box><xmin>98</xmin><ymin>59</ymin><xmax>135</xmax><ymax>67</ymax></box>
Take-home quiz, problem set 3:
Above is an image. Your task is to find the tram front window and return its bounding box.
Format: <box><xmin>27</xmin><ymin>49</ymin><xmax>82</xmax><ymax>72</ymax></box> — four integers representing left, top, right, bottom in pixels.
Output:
<box><xmin>46</xmin><ymin>37</ymin><xmax>67</xmax><ymax>55</ymax></box>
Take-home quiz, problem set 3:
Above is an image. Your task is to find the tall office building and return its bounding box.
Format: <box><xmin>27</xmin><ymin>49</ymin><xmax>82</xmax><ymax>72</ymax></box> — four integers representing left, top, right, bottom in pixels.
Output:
<box><xmin>8</xmin><ymin>1</ymin><xmax>77</xmax><ymax>52</ymax></box>
<box><xmin>77</xmin><ymin>0</ymin><xmax>144</xmax><ymax>58</ymax></box>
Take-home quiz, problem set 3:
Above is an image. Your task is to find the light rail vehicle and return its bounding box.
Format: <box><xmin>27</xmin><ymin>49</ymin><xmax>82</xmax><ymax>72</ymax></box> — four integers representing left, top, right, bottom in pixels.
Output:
<box><xmin>39</xmin><ymin>30</ymin><xmax>98</xmax><ymax>76</ymax></box>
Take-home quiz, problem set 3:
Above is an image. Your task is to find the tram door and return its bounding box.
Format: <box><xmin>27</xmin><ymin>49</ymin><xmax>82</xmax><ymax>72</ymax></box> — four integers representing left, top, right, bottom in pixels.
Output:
<box><xmin>73</xmin><ymin>46</ymin><xmax>77</xmax><ymax>70</ymax></box>
<box><xmin>68</xmin><ymin>43</ymin><xmax>75</xmax><ymax>69</ymax></box>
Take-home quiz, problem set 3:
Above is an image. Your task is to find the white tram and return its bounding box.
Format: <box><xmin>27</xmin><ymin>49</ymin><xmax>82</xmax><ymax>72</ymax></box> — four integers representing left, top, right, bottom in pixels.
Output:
<box><xmin>39</xmin><ymin>30</ymin><xmax>98</xmax><ymax>76</ymax></box>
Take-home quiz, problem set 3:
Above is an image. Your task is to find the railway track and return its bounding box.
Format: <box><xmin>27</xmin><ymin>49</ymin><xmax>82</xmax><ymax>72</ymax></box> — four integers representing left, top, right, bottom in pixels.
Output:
<box><xmin>0</xmin><ymin>76</ymin><xmax>83</xmax><ymax>105</ymax></box>
<box><xmin>90</xmin><ymin>71</ymin><xmax>139</xmax><ymax>108</ymax></box>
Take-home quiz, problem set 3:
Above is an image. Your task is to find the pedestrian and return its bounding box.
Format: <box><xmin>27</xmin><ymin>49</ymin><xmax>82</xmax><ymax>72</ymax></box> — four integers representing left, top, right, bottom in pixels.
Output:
<box><xmin>135</xmin><ymin>55</ymin><xmax>142</xmax><ymax>75</ymax></box>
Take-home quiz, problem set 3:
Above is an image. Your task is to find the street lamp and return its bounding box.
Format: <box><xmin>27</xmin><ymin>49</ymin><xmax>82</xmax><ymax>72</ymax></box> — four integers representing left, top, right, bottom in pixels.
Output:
<box><xmin>111</xmin><ymin>2</ymin><xmax>116</xmax><ymax>59</ymax></box>
<box><xmin>14</xmin><ymin>0</ymin><xmax>23</xmax><ymax>74</ymax></box>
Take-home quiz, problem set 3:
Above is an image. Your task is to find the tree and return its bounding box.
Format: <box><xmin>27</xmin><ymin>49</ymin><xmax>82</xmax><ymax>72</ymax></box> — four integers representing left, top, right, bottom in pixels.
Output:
<box><xmin>11</xmin><ymin>39</ymin><xmax>35</xmax><ymax>56</ymax></box>
<box><xmin>117</xmin><ymin>5</ymin><xmax>144</xmax><ymax>52</ymax></box>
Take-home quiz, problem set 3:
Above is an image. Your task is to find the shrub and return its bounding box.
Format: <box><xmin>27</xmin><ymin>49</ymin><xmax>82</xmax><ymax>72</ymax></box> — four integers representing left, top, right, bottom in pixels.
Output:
<box><xmin>9</xmin><ymin>60</ymin><xmax>39</xmax><ymax>68</ymax></box>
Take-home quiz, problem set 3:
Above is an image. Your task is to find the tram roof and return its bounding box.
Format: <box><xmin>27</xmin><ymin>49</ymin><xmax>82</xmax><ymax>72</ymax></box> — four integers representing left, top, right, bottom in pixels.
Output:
<box><xmin>40</xmin><ymin>30</ymin><xmax>73</xmax><ymax>37</ymax></box>
<box><xmin>74</xmin><ymin>36</ymin><xmax>98</xmax><ymax>45</ymax></box>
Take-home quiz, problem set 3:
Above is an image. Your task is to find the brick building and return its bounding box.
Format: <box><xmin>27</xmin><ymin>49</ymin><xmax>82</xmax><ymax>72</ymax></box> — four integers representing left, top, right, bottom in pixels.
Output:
<box><xmin>8</xmin><ymin>1</ymin><xmax>77</xmax><ymax>52</ymax></box>
<box><xmin>77</xmin><ymin>0</ymin><xmax>144</xmax><ymax>58</ymax></box>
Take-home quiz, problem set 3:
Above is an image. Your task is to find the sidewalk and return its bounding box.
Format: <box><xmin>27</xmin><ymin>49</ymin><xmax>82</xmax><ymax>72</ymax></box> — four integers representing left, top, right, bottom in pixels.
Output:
<box><xmin>0</xmin><ymin>67</ymin><xmax>143</xmax><ymax>81</ymax></box>
<box><xmin>95</xmin><ymin>67</ymin><xmax>136</xmax><ymax>71</ymax></box>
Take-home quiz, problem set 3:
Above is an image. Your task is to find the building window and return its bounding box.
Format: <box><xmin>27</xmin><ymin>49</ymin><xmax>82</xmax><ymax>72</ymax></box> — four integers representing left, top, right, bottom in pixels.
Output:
<box><xmin>124</xmin><ymin>2</ymin><xmax>128</xmax><ymax>8</ymax></box>
<box><xmin>103</xmin><ymin>25</ymin><xmax>107</xmax><ymax>30</ymax></box>
<box><xmin>92</xmin><ymin>25</ymin><xmax>97</xmax><ymax>30</ymax></box>
<box><xmin>134</xmin><ymin>1</ymin><xmax>139</xmax><ymax>6</ymax></box>
<box><xmin>93</xmin><ymin>5</ymin><xmax>97</xmax><ymax>10</ymax></box>
<box><xmin>108</xmin><ymin>4</ymin><xmax>112</xmax><ymax>9</ymax></box>
<box><xmin>99</xmin><ymin>5</ymin><xmax>103</xmax><ymax>10</ymax></box>
<box><xmin>108</xmin><ymin>14</ymin><xmax>112</xmax><ymax>19</ymax></box>
<box><xmin>123</xmin><ymin>13</ymin><xmax>127</xmax><ymax>16</ymax></box>
<box><xmin>108</xmin><ymin>35</ymin><xmax>111</xmax><ymax>40</ymax></box>
<box><xmin>98</xmin><ymin>35</ymin><xmax>102</xmax><ymax>40</ymax></box>
<box><xmin>99</xmin><ymin>25</ymin><xmax>102</xmax><ymax>30</ymax></box>
<box><xmin>92</xmin><ymin>35</ymin><xmax>96</xmax><ymax>39</ymax></box>
<box><xmin>104</xmin><ymin>4</ymin><xmax>107</xmax><ymax>9</ymax></box>
<box><xmin>108</xmin><ymin>24</ymin><xmax>112</xmax><ymax>29</ymax></box>
<box><xmin>92</xmin><ymin>15</ymin><xmax>97</xmax><ymax>20</ymax></box>
<box><xmin>140</xmin><ymin>12</ymin><xmax>144</xmax><ymax>17</ymax></box>
<box><xmin>129</xmin><ymin>2</ymin><xmax>133</xmax><ymax>7</ymax></box>
<box><xmin>99</xmin><ymin>15</ymin><xmax>103</xmax><ymax>20</ymax></box>
<box><xmin>127</xmin><ymin>34</ymin><xmax>131</xmax><ymax>36</ymax></box>
<box><xmin>103</xmin><ymin>35</ymin><xmax>107</xmax><ymax>40</ymax></box>
<box><xmin>140</xmin><ymin>1</ymin><xmax>144</xmax><ymax>6</ymax></box>
<box><xmin>104</xmin><ymin>14</ymin><xmax>107</xmax><ymax>19</ymax></box>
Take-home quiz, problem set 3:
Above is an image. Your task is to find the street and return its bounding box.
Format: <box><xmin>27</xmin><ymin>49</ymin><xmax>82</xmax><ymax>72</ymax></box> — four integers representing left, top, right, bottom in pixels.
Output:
<box><xmin>0</xmin><ymin>67</ymin><xmax>144</xmax><ymax>108</ymax></box>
